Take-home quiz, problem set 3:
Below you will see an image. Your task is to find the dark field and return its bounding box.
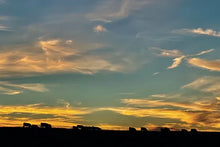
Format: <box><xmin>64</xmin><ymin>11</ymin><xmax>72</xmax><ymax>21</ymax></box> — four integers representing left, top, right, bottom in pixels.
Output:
<box><xmin>1</xmin><ymin>127</ymin><xmax>220</xmax><ymax>147</ymax></box>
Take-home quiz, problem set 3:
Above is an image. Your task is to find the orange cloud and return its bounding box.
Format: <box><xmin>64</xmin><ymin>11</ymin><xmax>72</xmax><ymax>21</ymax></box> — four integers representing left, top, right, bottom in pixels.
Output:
<box><xmin>0</xmin><ymin>103</ymin><xmax>99</xmax><ymax>128</ymax></box>
<box><xmin>187</xmin><ymin>58</ymin><xmax>220</xmax><ymax>72</ymax></box>
<box><xmin>0</xmin><ymin>39</ymin><xmax>126</xmax><ymax>77</ymax></box>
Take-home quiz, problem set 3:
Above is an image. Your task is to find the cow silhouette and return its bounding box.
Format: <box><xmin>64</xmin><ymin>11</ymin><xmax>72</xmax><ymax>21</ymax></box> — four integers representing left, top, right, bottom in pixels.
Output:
<box><xmin>31</xmin><ymin>125</ymin><xmax>39</xmax><ymax>129</ymax></box>
<box><xmin>23</xmin><ymin>122</ymin><xmax>31</xmax><ymax>128</ymax></box>
<box><xmin>141</xmin><ymin>127</ymin><xmax>148</xmax><ymax>132</ymax></box>
<box><xmin>191</xmin><ymin>129</ymin><xmax>198</xmax><ymax>133</ymax></box>
<box><xmin>40</xmin><ymin>123</ymin><xmax>52</xmax><ymax>128</ymax></box>
<box><xmin>161</xmin><ymin>127</ymin><xmax>170</xmax><ymax>133</ymax></box>
<box><xmin>73</xmin><ymin>125</ymin><xmax>101</xmax><ymax>131</ymax></box>
<box><xmin>129</xmin><ymin>127</ymin><xmax>136</xmax><ymax>133</ymax></box>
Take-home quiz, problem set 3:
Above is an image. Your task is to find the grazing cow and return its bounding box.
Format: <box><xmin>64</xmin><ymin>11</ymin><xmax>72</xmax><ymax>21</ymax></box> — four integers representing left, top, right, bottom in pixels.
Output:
<box><xmin>23</xmin><ymin>123</ymin><xmax>31</xmax><ymax>128</ymax></box>
<box><xmin>161</xmin><ymin>127</ymin><xmax>170</xmax><ymax>133</ymax></box>
<box><xmin>31</xmin><ymin>125</ymin><xmax>39</xmax><ymax>129</ymax></box>
<box><xmin>191</xmin><ymin>129</ymin><xmax>198</xmax><ymax>133</ymax></box>
<box><xmin>129</xmin><ymin>127</ymin><xmax>136</xmax><ymax>133</ymax></box>
<box><xmin>181</xmin><ymin>129</ymin><xmax>188</xmax><ymax>133</ymax></box>
<box><xmin>74</xmin><ymin>125</ymin><xmax>101</xmax><ymax>131</ymax></box>
<box><xmin>41</xmin><ymin>123</ymin><xmax>52</xmax><ymax>128</ymax></box>
<box><xmin>141</xmin><ymin>127</ymin><xmax>148</xmax><ymax>132</ymax></box>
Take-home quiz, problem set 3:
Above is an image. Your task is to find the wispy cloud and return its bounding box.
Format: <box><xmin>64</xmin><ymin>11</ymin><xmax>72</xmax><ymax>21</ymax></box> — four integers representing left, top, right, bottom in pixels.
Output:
<box><xmin>150</xmin><ymin>94</ymin><xmax>181</xmax><ymax>99</ymax></box>
<box><xmin>101</xmin><ymin>97</ymin><xmax>220</xmax><ymax>129</ymax></box>
<box><xmin>0</xmin><ymin>38</ymin><xmax>149</xmax><ymax>77</ymax></box>
<box><xmin>87</xmin><ymin>0</ymin><xmax>149</xmax><ymax>22</ymax></box>
<box><xmin>93</xmin><ymin>25</ymin><xmax>108</xmax><ymax>32</ymax></box>
<box><xmin>0</xmin><ymin>103</ymin><xmax>98</xmax><ymax>128</ymax></box>
<box><xmin>167</xmin><ymin>56</ymin><xmax>185</xmax><ymax>69</ymax></box>
<box><xmin>187</xmin><ymin>58</ymin><xmax>220</xmax><ymax>72</ymax></box>
<box><xmin>155</xmin><ymin>48</ymin><xmax>217</xmax><ymax>71</ymax></box>
<box><xmin>121</xmin><ymin>98</ymin><xmax>214</xmax><ymax>111</ymax></box>
<box><xmin>0</xmin><ymin>25</ymin><xmax>11</xmax><ymax>31</ymax></box>
<box><xmin>182</xmin><ymin>76</ymin><xmax>220</xmax><ymax>95</ymax></box>
<box><xmin>0</xmin><ymin>81</ymin><xmax>48</xmax><ymax>95</ymax></box>
<box><xmin>174</xmin><ymin>28</ymin><xmax>220</xmax><ymax>37</ymax></box>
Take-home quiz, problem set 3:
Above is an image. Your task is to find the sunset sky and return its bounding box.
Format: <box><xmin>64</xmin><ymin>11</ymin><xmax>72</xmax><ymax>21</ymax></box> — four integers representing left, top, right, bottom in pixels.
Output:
<box><xmin>0</xmin><ymin>0</ymin><xmax>220</xmax><ymax>131</ymax></box>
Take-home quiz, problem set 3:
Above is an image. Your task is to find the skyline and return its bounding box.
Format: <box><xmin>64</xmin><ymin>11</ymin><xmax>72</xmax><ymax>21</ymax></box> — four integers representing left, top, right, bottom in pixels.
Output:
<box><xmin>0</xmin><ymin>0</ymin><xmax>220</xmax><ymax>131</ymax></box>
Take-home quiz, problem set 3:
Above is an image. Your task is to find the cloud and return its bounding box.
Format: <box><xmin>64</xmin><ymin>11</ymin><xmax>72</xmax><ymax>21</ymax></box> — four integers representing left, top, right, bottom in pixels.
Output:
<box><xmin>99</xmin><ymin>96</ymin><xmax>220</xmax><ymax>129</ymax></box>
<box><xmin>0</xmin><ymin>86</ymin><xmax>22</xmax><ymax>95</ymax></box>
<box><xmin>182</xmin><ymin>76</ymin><xmax>220</xmax><ymax>95</ymax></box>
<box><xmin>87</xmin><ymin>0</ymin><xmax>149</xmax><ymax>22</ymax></box>
<box><xmin>0</xmin><ymin>81</ymin><xmax>48</xmax><ymax>95</ymax></box>
<box><xmin>93</xmin><ymin>25</ymin><xmax>108</xmax><ymax>32</ymax></box>
<box><xmin>0</xmin><ymin>38</ymin><xmax>149</xmax><ymax>77</ymax></box>
<box><xmin>167</xmin><ymin>56</ymin><xmax>185</xmax><ymax>69</ymax></box>
<box><xmin>150</xmin><ymin>94</ymin><xmax>181</xmax><ymax>99</ymax></box>
<box><xmin>0</xmin><ymin>39</ymin><xmax>126</xmax><ymax>77</ymax></box>
<box><xmin>187</xmin><ymin>58</ymin><xmax>220</xmax><ymax>72</ymax></box>
<box><xmin>0</xmin><ymin>103</ymin><xmax>99</xmax><ymax>128</ymax></box>
<box><xmin>155</xmin><ymin>48</ymin><xmax>216</xmax><ymax>70</ymax></box>
<box><xmin>195</xmin><ymin>49</ymin><xmax>215</xmax><ymax>56</ymax></box>
<box><xmin>174</xmin><ymin>28</ymin><xmax>220</xmax><ymax>37</ymax></box>
<box><xmin>0</xmin><ymin>16</ymin><xmax>8</xmax><ymax>20</ymax></box>
<box><xmin>0</xmin><ymin>25</ymin><xmax>11</xmax><ymax>31</ymax></box>
<box><xmin>153</xmin><ymin>72</ymin><xmax>159</xmax><ymax>76</ymax></box>
<box><xmin>121</xmin><ymin>99</ymin><xmax>213</xmax><ymax>111</ymax></box>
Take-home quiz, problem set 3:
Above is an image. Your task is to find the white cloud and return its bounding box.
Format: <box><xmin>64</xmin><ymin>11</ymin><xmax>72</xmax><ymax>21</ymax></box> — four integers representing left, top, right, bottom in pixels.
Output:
<box><xmin>93</xmin><ymin>25</ymin><xmax>108</xmax><ymax>32</ymax></box>
<box><xmin>174</xmin><ymin>28</ymin><xmax>220</xmax><ymax>37</ymax></box>
<box><xmin>153</xmin><ymin>72</ymin><xmax>159</xmax><ymax>76</ymax></box>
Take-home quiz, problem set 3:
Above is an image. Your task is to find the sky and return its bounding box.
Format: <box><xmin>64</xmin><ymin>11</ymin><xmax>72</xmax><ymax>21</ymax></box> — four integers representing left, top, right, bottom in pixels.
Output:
<box><xmin>0</xmin><ymin>0</ymin><xmax>220</xmax><ymax>131</ymax></box>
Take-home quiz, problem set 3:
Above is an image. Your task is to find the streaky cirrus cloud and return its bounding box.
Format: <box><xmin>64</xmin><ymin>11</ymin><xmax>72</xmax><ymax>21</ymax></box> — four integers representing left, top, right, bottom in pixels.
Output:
<box><xmin>0</xmin><ymin>81</ymin><xmax>48</xmax><ymax>95</ymax></box>
<box><xmin>93</xmin><ymin>25</ymin><xmax>108</xmax><ymax>32</ymax></box>
<box><xmin>182</xmin><ymin>76</ymin><xmax>220</xmax><ymax>95</ymax></box>
<box><xmin>0</xmin><ymin>38</ymin><xmax>149</xmax><ymax>77</ymax></box>
<box><xmin>187</xmin><ymin>58</ymin><xmax>220</xmax><ymax>72</ymax></box>
<box><xmin>121</xmin><ymin>98</ymin><xmax>214</xmax><ymax>111</ymax></box>
<box><xmin>87</xmin><ymin>0</ymin><xmax>149</xmax><ymax>22</ymax></box>
<box><xmin>174</xmin><ymin>28</ymin><xmax>220</xmax><ymax>37</ymax></box>
<box><xmin>0</xmin><ymin>103</ymin><xmax>99</xmax><ymax>128</ymax></box>
<box><xmin>0</xmin><ymin>25</ymin><xmax>11</xmax><ymax>31</ymax></box>
<box><xmin>167</xmin><ymin>56</ymin><xmax>185</xmax><ymax>69</ymax></box>
<box><xmin>154</xmin><ymin>47</ymin><xmax>218</xmax><ymax>71</ymax></box>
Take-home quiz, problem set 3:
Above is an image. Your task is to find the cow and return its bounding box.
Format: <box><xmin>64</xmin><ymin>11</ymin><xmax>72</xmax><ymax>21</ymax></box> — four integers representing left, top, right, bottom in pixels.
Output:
<box><xmin>23</xmin><ymin>122</ymin><xmax>31</xmax><ymax>128</ymax></box>
<box><xmin>129</xmin><ymin>127</ymin><xmax>137</xmax><ymax>133</ymax></box>
<box><xmin>141</xmin><ymin>127</ymin><xmax>148</xmax><ymax>132</ymax></box>
<box><xmin>40</xmin><ymin>123</ymin><xmax>52</xmax><ymax>129</ymax></box>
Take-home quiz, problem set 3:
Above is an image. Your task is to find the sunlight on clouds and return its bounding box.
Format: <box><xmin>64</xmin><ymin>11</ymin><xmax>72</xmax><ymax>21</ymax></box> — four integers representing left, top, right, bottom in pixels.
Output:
<box><xmin>167</xmin><ymin>56</ymin><xmax>185</xmax><ymax>69</ymax></box>
<box><xmin>121</xmin><ymin>99</ymin><xmax>214</xmax><ymax>111</ymax></box>
<box><xmin>0</xmin><ymin>39</ymin><xmax>127</xmax><ymax>77</ymax></box>
<box><xmin>177</xmin><ymin>28</ymin><xmax>220</xmax><ymax>37</ymax></box>
<box><xmin>187</xmin><ymin>58</ymin><xmax>220</xmax><ymax>72</ymax></box>
<box><xmin>0</xmin><ymin>25</ymin><xmax>11</xmax><ymax>31</ymax></box>
<box><xmin>93</xmin><ymin>25</ymin><xmax>108</xmax><ymax>32</ymax></box>
<box><xmin>0</xmin><ymin>81</ymin><xmax>48</xmax><ymax>95</ymax></box>
<box><xmin>0</xmin><ymin>103</ymin><xmax>98</xmax><ymax>127</ymax></box>
<box><xmin>155</xmin><ymin>47</ymin><xmax>217</xmax><ymax>71</ymax></box>
<box><xmin>182</xmin><ymin>76</ymin><xmax>220</xmax><ymax>95</ymax></box>
<box><xmin>87</xmin><ymin>0</ymin><xmax>149</xmax><ymax>22</ymax></box>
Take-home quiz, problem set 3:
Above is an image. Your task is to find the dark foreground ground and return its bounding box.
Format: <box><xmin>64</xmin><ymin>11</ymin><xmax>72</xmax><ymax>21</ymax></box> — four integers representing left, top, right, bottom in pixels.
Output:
<box><xmin>1</xmin><ymin>127</ymin><xmax>220</xmax><ymax>147</ymax></box>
